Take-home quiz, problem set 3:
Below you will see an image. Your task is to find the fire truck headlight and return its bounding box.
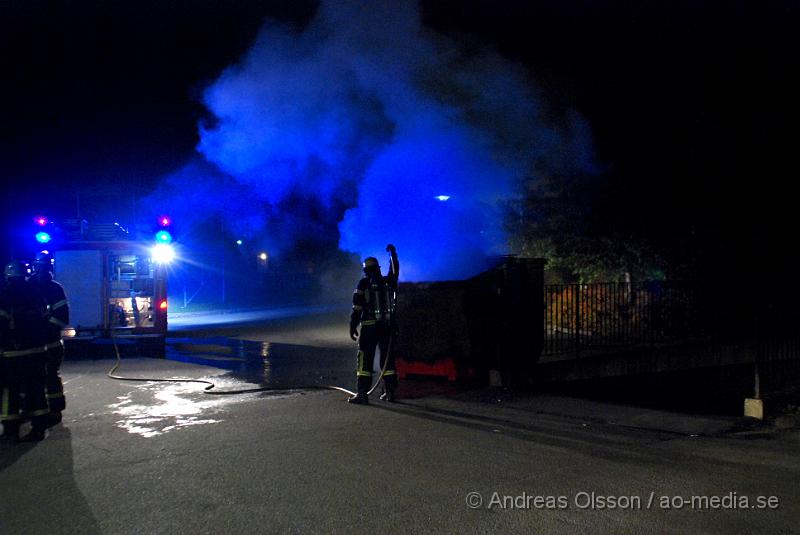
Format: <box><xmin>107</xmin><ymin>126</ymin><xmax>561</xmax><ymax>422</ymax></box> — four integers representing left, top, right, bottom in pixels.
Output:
<box><xmin>61</xmin><ymin>327</ymin><xmax>77</xmax><ymax>338</ymax></box>
<box><xmin>152</xmin><ymin>243</ymin><xmax>176</xmax><ymax>264</ymax></box>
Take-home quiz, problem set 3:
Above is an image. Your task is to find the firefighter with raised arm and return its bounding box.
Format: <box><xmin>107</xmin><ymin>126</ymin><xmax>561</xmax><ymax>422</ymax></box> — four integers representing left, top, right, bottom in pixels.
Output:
<box><xmin>0</xmin><ymin>261</ymin><xmax>51</xmax><ymax>442</ymax></box>
<box><xmin>349</xmin><ymin>244</ymin><xmax>399</xmax><ymax>404</ymax></box>
<box><xmin>29</xmin><ymin>251</ymin><xmax>70</xmax><ymax>426</ymax></box>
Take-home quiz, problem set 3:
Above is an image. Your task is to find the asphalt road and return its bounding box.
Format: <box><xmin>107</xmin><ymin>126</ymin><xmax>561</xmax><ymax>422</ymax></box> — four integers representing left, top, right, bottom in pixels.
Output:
<box><xmin>1</xmin><ymin>308</ymin><xmax>799</xmax><ymax>534</ymax></box>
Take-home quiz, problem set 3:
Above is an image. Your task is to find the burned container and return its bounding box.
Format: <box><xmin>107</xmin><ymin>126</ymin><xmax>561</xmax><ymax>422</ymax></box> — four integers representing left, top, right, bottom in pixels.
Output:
<box><xmin>393</xmin><ymin>256</ymin><xmax>545</xmax><ymax>387</ymax></box>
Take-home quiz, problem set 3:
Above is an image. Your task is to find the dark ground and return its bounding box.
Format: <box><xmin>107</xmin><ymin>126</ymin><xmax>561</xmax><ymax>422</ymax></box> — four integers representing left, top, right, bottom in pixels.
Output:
<box><xmin>2</xmin><ymin>308</ymin><xmax>799</xmax><ymax>534</ymax></box>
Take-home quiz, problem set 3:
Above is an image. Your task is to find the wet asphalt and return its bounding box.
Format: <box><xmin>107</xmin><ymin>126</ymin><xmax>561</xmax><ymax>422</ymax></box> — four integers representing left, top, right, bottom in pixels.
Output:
<box><xmin>1</xmin><ymin>308</ymin><xmax>799</xmax><ymax>534</ymax></box>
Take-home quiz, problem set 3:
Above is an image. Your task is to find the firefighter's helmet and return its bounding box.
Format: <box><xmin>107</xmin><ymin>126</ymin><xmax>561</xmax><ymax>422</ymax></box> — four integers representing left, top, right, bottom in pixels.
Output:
<box><xmin>4</xmin><ymin>261</ymin><xmax>27</xmax><ymax>280</ymax></box>
<box><xmin>32</xmin><ymin>251</ymin><xmax>54</xmax><ymax>273</ymax></box>
<box><xmin>362</xmin><ymin>256</ymin><xmax>380</xmax><ymax>271</ymax></box>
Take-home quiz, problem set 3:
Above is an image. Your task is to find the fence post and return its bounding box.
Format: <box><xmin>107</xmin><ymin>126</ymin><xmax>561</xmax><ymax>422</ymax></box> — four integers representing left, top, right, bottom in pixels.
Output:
<box><xmin>649</xmin><ymin>286</ymin><xmax>655</xmax><ymax>348</ymax></box>
<box><xmin>575</xmin><ymin>284</ymin><xmax>581</xmax><ymax>359</ymax></box>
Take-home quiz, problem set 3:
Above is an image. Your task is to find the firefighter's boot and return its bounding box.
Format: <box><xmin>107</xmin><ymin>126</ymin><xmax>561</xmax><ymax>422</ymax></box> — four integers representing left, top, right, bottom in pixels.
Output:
<box><xmin>348</xmin><ymin>394</ymin><xmax>369</xmax><ymax>405</ymax></box>
<box><xmin>20</xmin><ymin>416</ymin><xmax>47</xmax><ymax>442</ymax></box>
<box><xmin>348</xmin><ymin>376</ymin><xmax>372</xmax><ymax>405</ymax></box>
<box><xmin>380</xmin><ymin>374</ymin><xmax>397</xmax><ymax>402</ymax></box>
<box><xmin>20</xmin><ymin>427</ymin><xmax>46</xmax><ymax>442</ymax></box>
<box><xmin>379</xmin><ymin>386</ymin><xmax>395</xmax><ymax>402</ymax></box>
<box><xmin>46</xmin><ymin>411</ymin><xmax>63</xmax><ymax>428</ymax></box>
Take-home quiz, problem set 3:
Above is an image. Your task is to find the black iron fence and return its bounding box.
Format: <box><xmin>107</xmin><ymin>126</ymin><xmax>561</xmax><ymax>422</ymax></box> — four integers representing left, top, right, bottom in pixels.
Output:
<box><xmin>543</xmin><ymin>281</ymin><xmax>698</xmax><ymax>355</ymax></box>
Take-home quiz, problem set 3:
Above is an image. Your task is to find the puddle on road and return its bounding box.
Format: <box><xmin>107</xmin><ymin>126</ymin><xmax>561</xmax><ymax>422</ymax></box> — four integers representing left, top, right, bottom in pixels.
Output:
<box><xmin>109</xmin><ymin>378</ymin><xmax>273</xmax><ymax>438</ymax></box>
<box><xmin>108</xmin><ymin>336</ymin><xmax>353</xmax><ymax>438</ymax></box>
<box><xmin>107</xmin><ymin>330</ymin><xmax>464</xmax><ymax>437</ymax></box>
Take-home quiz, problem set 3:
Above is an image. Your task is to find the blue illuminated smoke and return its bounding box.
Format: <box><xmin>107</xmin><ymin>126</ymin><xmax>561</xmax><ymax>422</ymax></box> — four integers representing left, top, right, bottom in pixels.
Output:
<box><xmin>152</xmin><ymin>0</ymin><xmax>596</xmax><ymax>281</ymax></box>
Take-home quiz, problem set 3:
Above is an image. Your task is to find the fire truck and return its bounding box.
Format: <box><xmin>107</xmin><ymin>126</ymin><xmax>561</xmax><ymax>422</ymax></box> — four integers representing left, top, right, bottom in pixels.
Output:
<box><xmin>43</xmin><ymin>218</ymin><xmax>176</xmax><ymax>355</ymax></box>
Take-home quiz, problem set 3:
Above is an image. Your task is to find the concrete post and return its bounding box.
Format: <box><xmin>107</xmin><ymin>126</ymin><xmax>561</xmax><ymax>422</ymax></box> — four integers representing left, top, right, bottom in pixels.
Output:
<box><xmin>745</xmin><ymin>363</ymin><xmax>764</xmax><ymax>419</ymax></box>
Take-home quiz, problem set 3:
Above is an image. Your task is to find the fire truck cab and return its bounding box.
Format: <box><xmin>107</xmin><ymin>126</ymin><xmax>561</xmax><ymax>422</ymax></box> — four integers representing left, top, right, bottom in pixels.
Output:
<box><xmin>51</xmin><ymin>221</ymin><xmax>172</xmax><ymax>353</ymax></box>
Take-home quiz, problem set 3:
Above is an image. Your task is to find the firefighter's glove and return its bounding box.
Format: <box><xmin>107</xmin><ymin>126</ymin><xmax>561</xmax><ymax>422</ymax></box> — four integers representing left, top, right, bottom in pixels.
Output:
<box><xmin>350</xmin><ymin>326</ymin><xmax>359</xmax><ymax>341</ymax></box>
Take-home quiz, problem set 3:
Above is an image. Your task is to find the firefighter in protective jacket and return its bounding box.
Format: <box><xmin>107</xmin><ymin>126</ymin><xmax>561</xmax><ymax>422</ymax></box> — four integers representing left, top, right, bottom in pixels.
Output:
<box><xmin>29</xmin><ymin>251</ymin><xmax>69</xmax><ymax>425</ymax></box>
<box><xmin>348</xmin><ymin>244</ymin><xmax>399</xmax><ymax>404</ymax></box>
<box><xmin>0</xmin><ymin>261</ymin><xmax>50</xmax><ymax>442</ymax></box>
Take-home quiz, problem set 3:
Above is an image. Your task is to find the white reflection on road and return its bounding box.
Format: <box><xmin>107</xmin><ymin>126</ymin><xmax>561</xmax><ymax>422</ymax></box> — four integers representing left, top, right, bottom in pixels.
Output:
<box><xmin>109</xmin><ymin>378</ymin><xmax>274</xmax><ymax>438</ymax></box>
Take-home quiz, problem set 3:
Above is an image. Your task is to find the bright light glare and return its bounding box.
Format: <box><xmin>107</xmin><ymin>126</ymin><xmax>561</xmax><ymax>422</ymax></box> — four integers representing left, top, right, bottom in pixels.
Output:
<box><xmin>435</xmin><ymin>195</ymin><xmax>451</xmax><ymax>202</ymax></box>
<box><xmin>152</xmin><ymin>243</ymin><xmax>176</xmax><ymax>264</ymax></box>
<box><xmin>235</xmin><ymin>239</ymin><xmax>243</xmax><ymax>245</ymax></box>
<box><xmin>259</xmin><ymin>252</ymin><xmax>268</xmax><ymax>261</ymax></box>
<box><xmin>35</xmin><ymin>232</ymin><xmax>52</xmax><ymax>243</ymax></box>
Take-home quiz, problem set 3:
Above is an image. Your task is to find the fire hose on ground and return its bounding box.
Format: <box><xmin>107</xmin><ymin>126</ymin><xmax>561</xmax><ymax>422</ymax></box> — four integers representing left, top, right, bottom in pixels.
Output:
<box><xmin>106</xmin><ymin>329</ymin><xmax>394</xmax><ymax>398</ymax></box>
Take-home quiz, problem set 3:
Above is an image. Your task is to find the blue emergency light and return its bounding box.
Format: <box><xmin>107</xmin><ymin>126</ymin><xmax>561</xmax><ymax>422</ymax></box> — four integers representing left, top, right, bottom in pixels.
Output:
<box><xmin>155</xmin><ymin>230</ymin><xmax>173</xmax><ymax>244</ymax></box>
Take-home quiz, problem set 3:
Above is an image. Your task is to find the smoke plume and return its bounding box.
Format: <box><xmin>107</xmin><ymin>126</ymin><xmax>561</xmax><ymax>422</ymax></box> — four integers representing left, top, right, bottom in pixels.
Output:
<box><xmin>151</xmin><ymin>0</ymin><xmax>595</xmax><ymax>281</ymax></box>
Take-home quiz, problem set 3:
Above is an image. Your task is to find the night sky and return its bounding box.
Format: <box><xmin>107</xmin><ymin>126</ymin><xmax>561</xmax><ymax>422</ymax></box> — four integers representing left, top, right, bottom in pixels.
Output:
<box><xmin>1</xmin><ymin>1</ymin><xmax>796</xmax><ymax>285</ymax></box>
